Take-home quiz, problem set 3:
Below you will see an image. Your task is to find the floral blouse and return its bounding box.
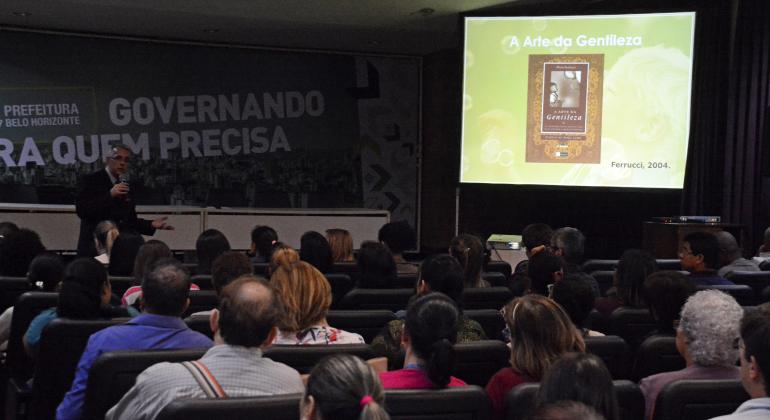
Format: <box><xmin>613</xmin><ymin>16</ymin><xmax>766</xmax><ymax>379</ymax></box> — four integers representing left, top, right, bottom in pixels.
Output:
<box><xmin>273</xmin><ymin>325</ymin><xmax>364</xmax><ymax>345</ymax></box>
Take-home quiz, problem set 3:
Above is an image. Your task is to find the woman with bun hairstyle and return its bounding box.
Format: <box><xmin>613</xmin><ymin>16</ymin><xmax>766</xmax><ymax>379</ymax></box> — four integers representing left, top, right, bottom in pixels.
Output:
<box><xmin>302</xmin><ymin>354</ymin><xmax>390</xmax><ymax>420</ymax></box>
<box><xmin>379</xmin><ymin>292</ymin><xmax>467</xmax><ymax>389</ymax></box>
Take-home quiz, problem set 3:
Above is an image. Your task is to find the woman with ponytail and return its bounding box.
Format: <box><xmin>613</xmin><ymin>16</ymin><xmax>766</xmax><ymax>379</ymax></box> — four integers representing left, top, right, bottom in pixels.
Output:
<box><xmin>93</xmin><ymin>220</ymin><xmax>119</xmax><ymax>265</ymax></box>
<box><xmin>449</xmin><ymin>234</ymin><xmax>490</xmax><ymax>288</ymax></box>
<box><xmin>23</xmin><ymin>258</ymin><xmax>137</xmax><ymax>355</ymax></box>
<box><xmin>302</xmin><ymin>354</ymin><xmax>390</xmax><ymax>420</ymax></box>
<box><xmin>379</xmin><ymin>292</ymin><xmax>467</xmax><ymax>389</ymax></box>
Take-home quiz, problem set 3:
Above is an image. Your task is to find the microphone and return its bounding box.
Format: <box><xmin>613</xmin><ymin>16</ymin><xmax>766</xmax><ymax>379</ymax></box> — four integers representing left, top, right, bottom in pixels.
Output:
<box><xmin>118</xmin><ymin>173</ymin><xmax>131</xmax><ymax>202</ymax></box>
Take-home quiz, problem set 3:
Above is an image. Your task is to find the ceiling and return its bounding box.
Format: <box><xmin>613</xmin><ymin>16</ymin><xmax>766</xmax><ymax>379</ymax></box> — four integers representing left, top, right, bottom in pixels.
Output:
<box><xmin>0</xmin><ymin>0</ymin><xmax>532</xmax><ymax>55</ymax></box>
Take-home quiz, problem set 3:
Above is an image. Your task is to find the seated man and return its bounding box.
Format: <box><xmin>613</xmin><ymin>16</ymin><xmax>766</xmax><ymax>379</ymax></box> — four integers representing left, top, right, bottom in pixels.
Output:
<box><xmin>379</xmin><ymin>221</ymin><xmax>419</xmax><ymax>274</ymax></box>
<box><xmin>710</xmin><ymin>306</ymin><xmax>770</xmax><ymax>419</ymax></box>
<box><xmin>56</xmin><ymin>259</ymin><xmax>213</xmax><ymax>420</ymax></box>
<box><xmin>106</xmin><ymin>275</ymin><xmax>304</xmax><ymax>420</ymax></box>
<box><xmin>716</xmin><ymin>231</ymin><xmax>759</xmax><ymax>277</ymax></box>
<box><xmin>191</xmin><ymin>251</ymin><xmax>254</xmax><ymax>317</ymax></box>
<box><xmin>680</xmin><ymin>231</ymin><xmax>735</xmax><ymax>286</ymax></box>
<box><xmin>551</xmin><ymin>227</ymin><xmax>600</xmax><ymax>296</ymax></box>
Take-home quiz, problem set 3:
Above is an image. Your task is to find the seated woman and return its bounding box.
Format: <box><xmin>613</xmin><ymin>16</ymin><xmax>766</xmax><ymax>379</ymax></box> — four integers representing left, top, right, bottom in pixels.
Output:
<box><xmin>302</xmin><ymin>354</ymin><xmax>390</xmax><ymax>420</ymax></box>
<box><xmin>642</xmin><ymin>271</ymin><xmax>695</xmax><ymax>336</ymax></box>
<box><xmin>379</xmin><ymin>293</ymin><xmax>467</xmax><ymax>389</ymax></box>
<box><xmin>107</xmin><ymin>232</ymin><xmax>145</xmax><ymax>277</ymax></box>
<box><xmin>121</xmin><ymin>240</ymin><xmax>199</xmax><ymax>307</ymax></box>
<box><xmin>268</xmin><ymin>242</ymin><xmax>299</xmax><ymax>276</ymax></box>
<box><xmin>300</xmin><ymin>231</ymin><xmax>333</xmax><ymax>274</ymax></box>
<box><xmin>93</xmin><ymin>220</ymin><xmax>119</xmax><ymax>265</ymax></box>
<box><xmin>486</xmin><ymin>294</ymin><xmax>585</xmax><ymax>420</ymax></box>
<box><xmin>326</xmin><ymin>228</ymin><xmax>355</xmax><ymax>263</ymax></box>
<box><xmin>450</xmin><ymin>234</ymin><xmax>489</xmax><ymax>288</ymax></box>
<box><xmin>535</xmin><ymin>353</ymin><xmax>620</xmax><ymax>420</ymax></box>
<box><xmin>551</xmin><ymin>275</ymin><xmax>605</xmax><ymax>337</ymax></box>
<box><xmin>24</xmin><ymin>258</ymin><xmax>138</xmax><ymax>355</ymax></box>
<box><xmin>640</xmin><ymin>290</ymin><xmax>743</xmax><ymax>420</ymax></box>
<box><xmin>195</xmin><ymin>229</ymin><xmax>230</xmax><ymax>275</ymax></box>
<box><xmin>595</xmin><ymin>249</ymin><xmax>658</xmax><ymax>316</ymax></box>
<box><xmin>271</xmin><ymin>260</ymin><xmax>363</xmax><ymax>345</ymax></box>
<box><xmin>372</xmin><ymin>254</ymin><xmax>486</xmax><ymax>366</ymax></box>
<box><xmin>356</xmin><ymin>241</ymin><xmax>397</xmax><ymax>288</ymax></box>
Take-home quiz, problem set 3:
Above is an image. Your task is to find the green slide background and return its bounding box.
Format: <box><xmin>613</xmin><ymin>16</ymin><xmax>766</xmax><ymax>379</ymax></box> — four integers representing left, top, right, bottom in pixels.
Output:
<box><xmin>461</xmin><ymin>13</ymin><xmax>695</xmax><ymax>188</ymax></box>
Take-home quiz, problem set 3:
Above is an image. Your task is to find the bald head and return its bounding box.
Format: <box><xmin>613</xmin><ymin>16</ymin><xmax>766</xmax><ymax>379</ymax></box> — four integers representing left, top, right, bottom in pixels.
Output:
<box><xmin>715</xmin><ymin>231</ymin><xmax>742</xmax><ymax>263</ymax></box>
<box><xmin>217</xmin><ymin>275</ymin><xmax>280</xmax><ymax>347</ymax></box>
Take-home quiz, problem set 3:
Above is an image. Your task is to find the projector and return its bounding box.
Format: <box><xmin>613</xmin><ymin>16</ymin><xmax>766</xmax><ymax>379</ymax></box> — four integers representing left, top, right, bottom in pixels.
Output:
<box><xmin>487</xmin><ymin>234</ymin><xmax>523</xmax><ymax>250</ymax></box>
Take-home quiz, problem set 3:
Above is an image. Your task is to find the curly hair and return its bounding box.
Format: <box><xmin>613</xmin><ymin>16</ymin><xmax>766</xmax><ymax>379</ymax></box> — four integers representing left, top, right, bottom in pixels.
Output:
<box><xmin>679</xmin><ymin>290</ymin><xmax>742</xmax><ymax>366</ymax></box>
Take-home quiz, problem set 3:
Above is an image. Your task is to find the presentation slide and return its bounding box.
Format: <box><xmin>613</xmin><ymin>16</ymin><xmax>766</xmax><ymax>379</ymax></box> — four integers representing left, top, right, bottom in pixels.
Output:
<box><xmin>461</xmin><ymin>12</ymin><xmax>696</xmax><ymax>188</ymax></box>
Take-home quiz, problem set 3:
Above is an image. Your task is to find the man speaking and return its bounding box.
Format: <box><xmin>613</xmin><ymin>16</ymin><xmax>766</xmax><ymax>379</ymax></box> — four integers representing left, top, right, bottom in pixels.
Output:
<box><xmin>76</xmin><ymin>145</ymin><xmax>173</xmax><ymax>256</ymax></box>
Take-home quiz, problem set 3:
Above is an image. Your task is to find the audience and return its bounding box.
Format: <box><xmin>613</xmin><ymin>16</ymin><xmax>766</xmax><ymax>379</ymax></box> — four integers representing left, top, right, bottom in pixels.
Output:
<box><xmin>248</xmin><ymin>225</ymin><xmax>278</xmax><ymax>263</ymax></box>
<box><xmin>93</xmin><ymin>220</ymin><xmax>119</xmax><ymax>265</ymax></box>
<box><xmin>379</xmin><ymin>293</ymin><xmax>466</xmax><ymax>389</ymax></box>
<box><xmin>450</xmin><ymin>233</ymin><xmax>490</xmax><ymax>288</ymax></box>
<box><xmin>640</xmin><ymin>290</ymin><xmax>743</xmax><ymax>420</ymax></box>
<box><xmin>270</xmin><ymin>260</ymin><xmax>363</xmax><ymax>345</ymax></box>
<box><xmin>0</xmin><ymin>221</ymin><xmax>19</xmax><ymax>239</ymax></box>
<box><xmin>371</xmin><ymin>254</ymin><xmax>486</xmax><ymax>366</ymax></box>
<box><xmin>551</xmin><ymin>274</ymin><xmax>604</xmax><ymax>337</ymax></box>
<box><xmin>756</xmin><ymin>226</ymin><xmax>770</xmax><ymax>258</ymax></box>
<box><xmin>643</xmin><ymin>271</ymin><xmax>696</xmax><ymax>336</ymax></box>
<box><xmin>536</xmin><ymin>353</ymin><xmax>619</xmax><ymax>420</ymax></box>
<box><xmin>300</xmin><ymin>231</ymin><xmax>333</xmax><ymax>274</ymax></box>
<box><xmin>326</xmin><ymin>228</ymin><xmax>355</xmax><ymax>262</ymax></box>
<box><xmin>106</xmin><ymin>276</ymin><xmax>304</xmax><ymax>420</ymax></box>
<box><xmin>486</xmin><ymin>294</ymin><xmax>585</xmax><ymax>420</ymax></box>
<box><xmin>56</xmin><ymin>259</ymin><xmax>213</xmax><ymax>420</ymax></box>
<box><xmin>516</xmin><ymin>222</ymin><xmax>554</xmax><ymax>273</ymax></box>
<box><xmin>709</xmin><ymin>308</ymin><xmax>770</xmax><ymax>419</ymax></box>
<box><xmin>0</xmin><ymin>227</ymin><xmax>45</xmax><ymax>276</ymax></box>
<box><xmin>716</xmin><ymin>231</ymin><xmax>759</xmax><ymax>277</ymax></box>
<box><xmin>595</xmin><ymin>249</ymin><xmax>658</xmax><ymax>316</ymax></box>
<box><xmin>122</xmin><ymin>240</ymin><xmax>186</xmax><ymax>306</ymax></box>
<box><xmin>302</xmin><ymin>354</ymin><xmax>390</xmax><ymax>420</ymax></box>
<box><xmin>550</xmin><ymin>227</ymin><xmax>600</xmax><ymax>296</ymax></box>
<box><xmin>195</xmin><ymin>229</ymin><xmax>231</xmax><ymax>274</ymax></box>
<box><xmin>269</xmin><ymin>242</ymin><xmax>300</xmax><ymax>276</ymax></box>
<box><xmin>190</xmin><ymin>251</ymin><xmax>254</xmax><ymax>318</ymax></box>
<box><xmin>356</xmin><ymin>241</ymin><xmax>397</xmax><ymax>288</ymax></box>
<box><xmin>378</xmin><ymin>221</ymin><xmax>418</xmax><ymax>274</ymax></box>
<box><xmin>528</xmin><ymin>250</ymin><xmax>564</xmax><ymax>296</ymax></box>
<box><xmin>679</xmin><ymin>231</ymin><xmax>734</xmax><ymax>285</ymax></box>
<box><xmin>108</xmin><ymin>231</ymin><xmax>145</xmax><ymax>276</ymax></box>
<box><xmin>24</xmin><ymin>258</ymin><xmax>137</xmax><ymax>355</ymax></box>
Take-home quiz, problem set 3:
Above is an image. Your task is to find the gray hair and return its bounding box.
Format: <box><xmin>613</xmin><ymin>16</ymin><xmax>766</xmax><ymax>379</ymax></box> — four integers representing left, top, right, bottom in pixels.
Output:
<box><xmin>551</xmin><ymin>227</ymin><xmax>585</xmax><ymax>264</ymax></box>
<box><xmin>679</xmin><ymin>290</ymin><xmax>742</xmax><ymax>366</ymax></box>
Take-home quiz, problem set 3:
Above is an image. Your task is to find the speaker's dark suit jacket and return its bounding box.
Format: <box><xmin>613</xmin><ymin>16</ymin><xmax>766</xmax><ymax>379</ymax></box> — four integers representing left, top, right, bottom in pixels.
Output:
<box><xmin>75</xmin><ymin>169</ymin><xmax>155</xmax><ymax>256</ymax></box>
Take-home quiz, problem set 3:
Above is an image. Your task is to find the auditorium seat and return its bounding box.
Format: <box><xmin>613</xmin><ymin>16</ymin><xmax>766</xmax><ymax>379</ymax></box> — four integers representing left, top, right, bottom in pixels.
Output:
<box><xmin>5</xmin><ymin>291</ymin><xmax>58</xmax><ymax>381</ymax></box>
<box><xmin>652</xmin><ymin>380</ymin><xmax>750</xmax><ymax>420</ymax></box>
<box><xmin>183</xmin><ymin>290</ymin><xmax>218</xmax><ymax>317</ymax></box>
<box><xmin>263</xmin><ymin>344</ymin><xmax>375</xmax><ymax>374</ymax></box>
<box><xmin>581</xmin><ymin>259</ymin><xmax>618</xmax><ymax>273</ymax></box>
<box><xmin>108</xmin><ymin>276</ymin><xmax>134</xmax><ymax>298</ymax></box>
<box><xmin>184</xmin><ymin>315</ymin><xmax>213</xmax><ymax>338</ymax></box>
<box><xmin>759</xmin><ymin>259</ymin><xmax>770</xmax><ymax>271</ymax></box>
<box><xmin>725</xmin><ymin>271</ymin><xmax>770</xmax><ymax>301</ymax></box>
<box><xmin>589</xmin><ymin>270</ymin><xmax>615</xmax><ymax>296</ymax></box>
<box><xmin>328</xmin><ymin>262</ymin><xmax>358</xmax><ymax>275</ymax></box>
<box><xmin>252</xmin><ymin>263</ymin><xmax>269</xmax><ymax>276</ymax></box>
<box><xmin>84</xmin><ymin>348</ymin><xmax>207</xmax><ymax>420</ymax></box>
<box><xmin>504</xmin><ymin>380</ymin><xmax>644</xmax><ymax>420</ymax></box>
<box><xmin>8</xmin><ymin>318</ymin><xmax>128</xmax><ymax>420</ymax></box>
<box><xmin>584</xmin><ymin>335</ymin><xmax>631</xmax><ymax>379</ymax></box>
<box><xmin>632</xmin><ymin>335</ymin><xmax>684</xmax><ymax>381</ymax></box>
<box><xmin>324</xmin><ymin>273</ymin><xmax>354</xmax><ymax>308</ymax></box>
<box><xmin>0</xmin><ymin>276</ymin><xmax>34</xmax><ymax>313</ymax></box>
<box><xmin>586</xmin><ymin>309</ymin><xmax>610</xmax><ymax>334</ymax></box>
<box><xmin>393</xmin><ymin>273</ymin><xmax>418</xmax><ymax>288</ymax></box>
<box><xmin>464</xmin><ymin>309</ymin><xmax>506</xmax><ymax>341</ymax></box>
<box><xmin>656</xmin><ymin>259</ymin><xmax>683</xmax><ymax>270</ymax></box>
<box><xmin>485</xmin><ymin>260</ymin><xmax>513</xmax><ymax>278</ymax></box>
<box><xmin>386</xmin><ymin>385</ymin><xmax>490</xmax><ymax>420</ymax></box>
<box><xmin>695</xmin><ymin>284</ymin><xmax>756</xmax><ymax>306</ymax></box>
<box><xmin>609</xmin><ymin>307</ymin><xmax>657</xmax><ymax>350</ymax></box>
<box><xmin>454</xmin><ymin>340</ymin><xmax>510</xmax><ymax>387</ymax></box>
<box><xmin>190</xmin><ymin>274</ymin><xmax>213</xmax><ymax>290</ymax></box>
<box><xmin>326</xmin><ymin>310</ymin><xmax>396</xmax><ymax>343</ymax></box>
<box><xmin>338</xmin><ymin>288</ymin><xmax>413</xmax><ymax>311</ymax></box>
<box><xmin>156</xmin><ymin>394</ymin><xmax>302</xmax><ymax>420</ymax></box>
<box><xmin>482</xmin><ymin>271</ymin><xmax>508</xmax><ymax>287</ymax></box>
<box><xmin>462</xmin><ymin>287</ymin><xmax>513</xmax><ymax>310</ymax></box>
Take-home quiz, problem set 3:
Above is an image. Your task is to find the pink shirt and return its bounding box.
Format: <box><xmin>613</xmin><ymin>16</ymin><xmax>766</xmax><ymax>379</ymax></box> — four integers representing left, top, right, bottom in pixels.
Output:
<box><xmin>379</xmin><ymin>368</ymin><xmax>467</xmax><ymax>389</ymax></box>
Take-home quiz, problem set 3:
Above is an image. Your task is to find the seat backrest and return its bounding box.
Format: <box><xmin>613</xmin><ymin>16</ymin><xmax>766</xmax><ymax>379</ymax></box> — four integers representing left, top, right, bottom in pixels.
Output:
<box><xmin>585</xmin><ymin>335</ymin><xmax>631</xmax><ymax>379</ymax></box>
<box><xmin>454</xmin><ymin>340</ymin><xmax>510</xmax><ymax>387</ymax></box>
<box><xmin>695</xmin><ymin>284</ymin><xmax>756</xmax><ymax>306</ymax></box>
<box><xmin>462</xmin><ymin>287</ymin><xmax>513</xmax><ymax>310</ymax></box>
<box><xmin>656</xmin><ymin>259</ymin><xmax>682</xmax><ymax>270</ymax></box>
<box><xmin>190</xmin><ymin>274</ymin><xmax>213</xmax><ymax>290</ymax></box>
<box><xmin>5</xmin><ymin>291</ymin><xmax>58</xmax><ymax>379</ymax></box>
<box><xmin>482</xmin><ymin>271</ymin><xmax>507</xmax><ymax>287</ymax></box>
<box><xmin>263</xmin><ymin>344</ymin><xmax>375</xmax><ymax>374</ymax></box>
<box><xmin>586</xmin><ymin>309</ymin><xmax>610</xmax><ymax>334</ymax></box>
<box><xmin>328</xmin><ymin>262</ymin><xmax>359</xmax><ymax>275</ymax></box>
<box><xmin>386</xmin><ymin>385</ymin><xmax>490</xmax><ymax>420</ymax></box>
<box><xmin>505</xmin><ymin>380</ymin><xmax>644</xmax><ymax>420</ymax></box>
<box><xmin>183</xmin><ymin>290</ymin><xmax>218</xmax><ymax>317</ymax></box>
<box><xmin>108</xmin><ymin>276</ymin><xmax>135</xmax><ymax>298</ymax></box>
<box><xmin>338</xmin><ymin>288</ymin><xmax>413</xmax><ymax>311</ymax></box>
<box><xmin>30</xmin><ymin>317</ymin><xmax>128</xmax><ymax>420</ymax></box>
<box><xmin>581</xmin><ymin>259</ymin><xmax>619</xmax><ymax>273</ymax></box>
<box><xmin>485</xmin><ymin>260</ymin><xmax>513</xmax><ymax>278</ymax></box>
<box><xmin>156</xmin><ymin>394</ymin><xmax>302</xmax><ymax>420</ymax></box>
<box><xmin>393</xmin><ymin>273</ymin><xmax>418</xmax><ymax>288</ymax></box>
<box><xmin>464</xmin><ymin>309</ymin><xmax>505</xmax><ymax>341</ymax></box>
<box><xmin>589</xmin><ymin>270</ymin><xmax>616</xmax><ymax>296</ymax></box>
<box><xmin>324</xmin><ymin>273</ymin><xmax>354</xmax><ymax>309</ymax></box>
<box><xmin>0</xmin><ymin>276</ymin><xmax>33</xmax><ymax>313</ymax></box>
<box><xmin>609</xmin><ymin>307</ymin><xmax>656</xmax><ymax>350</ymax></box>
<box><xmin>725</xmin><ymin>271</ymin><xmax>770</xmax><ymax>299</ymax></box>
<box><xmin>632</xmin><ymin>334</ymin><xmax>685</xmax><ymax>382</ymax></box>
<box><xmin>184</xmin><ymin>315</ymin><xmax>213</xmax><ymax>338</ymax></box>
<box><xmin>652</xmin><ymin>380</ymin><xmax>750</xmax><ymax>420</ymax></box>
<box><xmin>326</xmin><ymin>310</ymin><xmax>396</xmax><ymax>343</ymax></box>
<box><xmin>252</xmin><ymin>263</ymin><xmax>269</xmax><ymax>276</ymax></box>
<box><xmin>83</xmin><ymin>348</ymin><xmax>207</xmax><ymax>420</ymax></box>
